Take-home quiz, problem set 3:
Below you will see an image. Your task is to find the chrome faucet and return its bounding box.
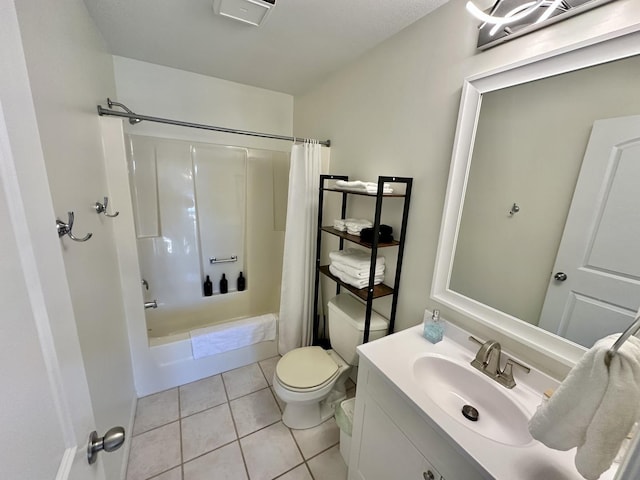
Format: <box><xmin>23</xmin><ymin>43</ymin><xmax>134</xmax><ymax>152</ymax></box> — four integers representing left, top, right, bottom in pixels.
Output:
<box><xmin>469</xmin><ymin>337</ymin><xmax>530</xmax><ymax>389</ymax></box>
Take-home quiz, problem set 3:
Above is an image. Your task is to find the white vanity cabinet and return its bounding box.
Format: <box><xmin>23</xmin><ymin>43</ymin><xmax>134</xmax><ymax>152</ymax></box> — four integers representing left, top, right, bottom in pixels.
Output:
<box><xmin>356</xmin><ymin>396</ymin><xmax>442</xmax><ymax>480</ymax></box>
<box><xmin>349</xmin><ymin>357</ymin><xmax>489</xmax><ymax>480</ymax></box>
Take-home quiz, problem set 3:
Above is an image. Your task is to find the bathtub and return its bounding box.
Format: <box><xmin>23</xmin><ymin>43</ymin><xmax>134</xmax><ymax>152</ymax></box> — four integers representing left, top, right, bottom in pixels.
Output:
<box><xmin>135</xmin><ymin>311</ymin><xmax>279</xmax><ymax>396</ymax></box>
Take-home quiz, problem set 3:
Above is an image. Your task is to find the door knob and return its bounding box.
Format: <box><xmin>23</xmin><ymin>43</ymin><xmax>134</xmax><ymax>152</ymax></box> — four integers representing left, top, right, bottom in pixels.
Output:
<box><xmin>87</xmin><ymin>426</ymin><xmax>125</xmax><ymax>464</ymax></box>
<box><xmin>554</xmin><ymin>272</ymin><xmax>568</xmax><ymax>281</ymax></box>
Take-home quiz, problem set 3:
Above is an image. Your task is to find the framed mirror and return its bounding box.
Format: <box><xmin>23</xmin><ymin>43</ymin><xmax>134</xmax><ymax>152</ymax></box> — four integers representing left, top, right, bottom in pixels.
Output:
<box><xmin>432</xmin><ymin>27</ymin><xmax>640</xmax><ymax>368</ymax></box>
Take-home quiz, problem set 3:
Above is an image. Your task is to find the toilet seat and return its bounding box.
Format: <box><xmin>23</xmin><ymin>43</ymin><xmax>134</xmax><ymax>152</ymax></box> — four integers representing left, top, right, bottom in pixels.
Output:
<box><xmin>276</xmin><ymin>346</ymin><xmax>340</xmax><ymax>391</ymax></box>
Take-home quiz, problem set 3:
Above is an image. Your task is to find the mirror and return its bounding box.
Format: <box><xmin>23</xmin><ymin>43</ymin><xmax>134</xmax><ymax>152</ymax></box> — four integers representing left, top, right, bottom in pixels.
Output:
<box><xmin>432</xmin><ymin>28</ymin><xmax>640</xmax><ymax>368</ymax></box>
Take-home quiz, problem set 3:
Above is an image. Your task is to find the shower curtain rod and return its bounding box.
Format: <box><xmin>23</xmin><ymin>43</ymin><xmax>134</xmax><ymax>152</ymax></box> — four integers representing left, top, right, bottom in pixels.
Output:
<box><xmin>97</xmin><ymin>98</ymin><xmax>331</xmax><ymax>147</ymax></box>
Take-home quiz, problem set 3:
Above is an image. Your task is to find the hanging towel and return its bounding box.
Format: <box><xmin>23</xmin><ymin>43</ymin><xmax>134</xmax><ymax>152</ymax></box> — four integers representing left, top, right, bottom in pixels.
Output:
<box><xmin>528</xmin><ymin>334</ymin><xmax>640</xmax><ymax>480</ymax></box>
<box><xmin>334</xmin><ymin>180</ymin><xmax>393</xmax><ymax>195</ymax></box>
<box><xmin>329</xmin><ymin>248</ymin><xmax>385</xmax><ymax>270</ymax></box>
<box><xmin>329</xmin><ymin>264</ymin><xmax>384</xmax><ymax>289</ymax></box>
<box><xmin>190</xmin><ymin>313</ymin><xmax>277</xmax><ymax>359</ymax></box>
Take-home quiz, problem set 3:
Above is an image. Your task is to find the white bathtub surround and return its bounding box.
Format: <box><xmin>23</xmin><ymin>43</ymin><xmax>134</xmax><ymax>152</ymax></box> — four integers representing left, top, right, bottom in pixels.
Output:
<box><xmin>529</xmin><ymin>334</ymin><xmax>640</xmax><ymax>480</ymax></box>
<box><xmin>190</xmin><ymin>313</ymin><xmax>277</xmax><ymax>359</ymax></box>
<box><xmin>279</xmin><ymin>142</ymin><xmax>325</xmax><ymax>354</ymax></box>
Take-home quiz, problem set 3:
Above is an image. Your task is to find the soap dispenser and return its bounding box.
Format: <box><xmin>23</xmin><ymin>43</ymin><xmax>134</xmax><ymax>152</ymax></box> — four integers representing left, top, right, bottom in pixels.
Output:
<box><xmin>203</xmin><ymin>275</ymin><xmax>213</xmax><ymax>297</ymax></box>
<box><xmin>423</xmin><ymin>309</ymin><xmax>444</xmax><ymax>344</ymax></box>
<box><xmin>219</xmin><ymin>273</ymin><xmax>228</xmax><ymax>294</ymax></box>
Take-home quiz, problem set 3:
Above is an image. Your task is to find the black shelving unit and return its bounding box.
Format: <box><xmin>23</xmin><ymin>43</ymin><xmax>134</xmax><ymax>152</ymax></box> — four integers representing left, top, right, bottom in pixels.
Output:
<box><xmin>312</xmin><ymin>175</ymin><xmax>413</xmax><ymax>345</ymax></box>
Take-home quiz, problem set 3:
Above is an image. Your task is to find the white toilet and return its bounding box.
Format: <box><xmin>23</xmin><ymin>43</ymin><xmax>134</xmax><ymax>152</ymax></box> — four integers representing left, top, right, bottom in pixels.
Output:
<box><xmin>273</xmin><ymin>293</ymin><xmax>388</xmax><ymax>429</ymax></box>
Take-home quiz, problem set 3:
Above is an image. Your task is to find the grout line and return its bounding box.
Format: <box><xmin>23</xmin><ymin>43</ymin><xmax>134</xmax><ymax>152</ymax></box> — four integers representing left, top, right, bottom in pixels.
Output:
<box><xmin>222</xmin><ymin>372</ymin><xmax>251</xmax><ymax>480</ymax></box>
<box><xmin>271</xmin><ymin>462</ymin><xmax>306</xmax><ymax>479</ymax></box>
<box><xmin>177</xmin><ymin>387</ymin><xmax>184</xmax><ymax>480</ymax></box>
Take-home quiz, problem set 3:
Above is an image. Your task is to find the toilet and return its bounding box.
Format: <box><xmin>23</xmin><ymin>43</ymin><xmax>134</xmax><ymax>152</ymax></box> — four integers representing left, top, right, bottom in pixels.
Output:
<box><xmin>273</xmin><ymin>293</ymin><xmax>388</xmax><ymax>429</ymax></box>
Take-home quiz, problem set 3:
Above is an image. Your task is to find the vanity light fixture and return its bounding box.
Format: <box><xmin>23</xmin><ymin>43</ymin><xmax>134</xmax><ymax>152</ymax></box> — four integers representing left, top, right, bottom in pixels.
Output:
<box><xmin>466</xmin><ymin>0</ymin><xmax>615</xmax><ymax>50</ymax></box>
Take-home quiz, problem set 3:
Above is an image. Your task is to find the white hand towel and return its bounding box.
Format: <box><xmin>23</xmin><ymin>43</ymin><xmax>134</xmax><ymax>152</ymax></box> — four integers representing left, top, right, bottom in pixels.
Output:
<box><xmin>329</xmin><ymin>248</ymin><xmax>385</xmax><ymax>270</ymax></box>
<box><xmin>528</xmin><ymin>334</ymin><xmax>640</xmax><ymax>480</ymax></box>
<box><xmin>335</xmin><ymin>180</ymin><xmax>394</xmax><ymax>195</ymax></box>
<box><xmin>329</xmin><ymin>264</ymin><xmax>384</xmax><ymax>289</ymax></box>
<box><xmin>330</xmin><ymin>260</ymin><xmax>385</xmax><ymax>278</ymax></box>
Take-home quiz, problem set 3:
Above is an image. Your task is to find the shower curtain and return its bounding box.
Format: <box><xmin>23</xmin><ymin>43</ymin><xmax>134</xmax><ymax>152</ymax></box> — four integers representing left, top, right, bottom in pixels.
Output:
<box><xmin>278</xmin><ymin>142</ymin><xmax>322</xmax><ymax>354</ymax></box>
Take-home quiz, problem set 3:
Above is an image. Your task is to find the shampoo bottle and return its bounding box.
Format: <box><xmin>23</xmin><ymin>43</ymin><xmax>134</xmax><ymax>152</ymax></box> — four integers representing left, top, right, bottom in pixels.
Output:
<box><xmin>237</xmin><ymin>272</ymin><xmax>246</xmax><ymax>291</ymax></box>
<box><xmin>220</xmin><ymin>273</ymin><xmax>228</xmax><ymax>294</ymax></box>
<box><xmin>423</xmin><ymin>309</ymin><xmax>444</xmax><ymax>344</ymax></box>
<box><xmin>203</xmin><ymin>275</ymin><xmax>213</xmax><ymax>297</ymax></box>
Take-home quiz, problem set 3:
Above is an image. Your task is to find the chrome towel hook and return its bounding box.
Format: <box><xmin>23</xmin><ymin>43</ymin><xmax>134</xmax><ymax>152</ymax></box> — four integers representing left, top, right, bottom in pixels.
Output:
<box><xmin>56</xmin><ymin>211</ymin><xmax>92</xmax><ymax>242</ymax></box>
<box><xmin>94</xmin><ymin>196</ymin><xmax>119</xmax><ymax>217</ymax></box>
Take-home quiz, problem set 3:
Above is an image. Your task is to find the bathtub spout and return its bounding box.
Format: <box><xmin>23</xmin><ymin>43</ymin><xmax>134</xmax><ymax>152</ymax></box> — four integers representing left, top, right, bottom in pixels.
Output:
<box><xmin>144</xmin><ymin>300</ymin><xmax>158</xmax><ymax>309</ymax></box>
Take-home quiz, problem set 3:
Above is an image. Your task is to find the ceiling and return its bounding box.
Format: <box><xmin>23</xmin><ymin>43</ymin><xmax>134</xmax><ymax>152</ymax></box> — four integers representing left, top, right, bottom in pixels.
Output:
<box><xmin>83</xmin><ymin>0</ymin><xmax>449</xmax><ymax>95</ymax></box>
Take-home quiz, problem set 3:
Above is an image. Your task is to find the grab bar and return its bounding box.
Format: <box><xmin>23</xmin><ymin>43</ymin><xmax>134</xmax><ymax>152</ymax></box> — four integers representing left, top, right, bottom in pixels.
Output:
<box><xmin>209</xmin><ymin>255</ymin><xmax>237</xmax><ymax>264</ymax></box>
<box><xmin>605</xmin><ymin>313</ymin><xmax>640</xmax><ymax>367</ymax></box>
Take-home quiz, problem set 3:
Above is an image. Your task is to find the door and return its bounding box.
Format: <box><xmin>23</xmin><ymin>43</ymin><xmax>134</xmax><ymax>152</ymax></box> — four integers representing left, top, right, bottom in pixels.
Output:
<box><xmin>539</xmin><ymin>115</ymin><xmax>640</xmax><ymax>347</ymax></box>
<box><xmin>0</xmin><ymin>104</ymin><xmax>105</xmax><ymax>479</ymax></box>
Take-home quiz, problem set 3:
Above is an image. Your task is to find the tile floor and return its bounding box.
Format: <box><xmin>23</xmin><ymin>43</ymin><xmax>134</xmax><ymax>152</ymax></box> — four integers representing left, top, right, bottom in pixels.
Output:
<box><xmin>126</xmin><ymin>356</ymin><xmax>356</xmax><ymax>480</ymax></box>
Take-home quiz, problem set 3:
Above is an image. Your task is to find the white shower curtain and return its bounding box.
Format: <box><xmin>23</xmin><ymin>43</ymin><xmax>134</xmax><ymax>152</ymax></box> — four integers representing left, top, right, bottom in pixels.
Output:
<box><xmin>278</xmin><ymin>142</ymin><xmax>323</xmax><ymax>354</ymax></box>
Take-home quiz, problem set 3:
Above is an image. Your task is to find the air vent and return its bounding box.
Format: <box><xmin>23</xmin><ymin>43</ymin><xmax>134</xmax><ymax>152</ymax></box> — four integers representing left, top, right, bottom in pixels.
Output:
<box><xmin>213</xmin><ymin>0</ymin><xmax>276</xmax><ymax>27</ymax></box>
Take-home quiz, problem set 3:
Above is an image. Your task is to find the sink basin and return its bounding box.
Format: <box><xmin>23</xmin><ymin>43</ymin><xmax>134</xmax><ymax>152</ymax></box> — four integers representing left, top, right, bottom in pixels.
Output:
<box><xmin>413</xmin><ymin>354</ymin><xmax>533</xmax><ymax>446</ymax></box>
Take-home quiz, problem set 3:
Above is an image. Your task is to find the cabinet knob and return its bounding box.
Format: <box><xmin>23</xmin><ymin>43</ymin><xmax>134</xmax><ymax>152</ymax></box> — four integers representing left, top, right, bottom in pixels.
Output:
<box><xmin>423</xmin><ymin>471</ymin><xmax>435</xmax><ymax>480</ymax></box>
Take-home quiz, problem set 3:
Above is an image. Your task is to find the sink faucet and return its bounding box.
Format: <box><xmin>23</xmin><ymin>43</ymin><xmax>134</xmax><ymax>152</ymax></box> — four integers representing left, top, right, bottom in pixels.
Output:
<box><xmin>469</xmin><ymin>337</ymin><xmax>530</xmax><ymax>389</ymax></box>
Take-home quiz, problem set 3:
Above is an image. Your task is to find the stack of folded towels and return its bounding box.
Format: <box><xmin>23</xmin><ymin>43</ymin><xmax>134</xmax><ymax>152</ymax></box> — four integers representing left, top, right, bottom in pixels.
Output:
<box><xmin>329</xmin><ymin>248</ymin><xmax>385</xmax><ymax>289</ymax></box>
<box><xmin>333</xmin><ymin>218</ymin><xmax>373</xmax><ymax>235</ymax></box>
<box><xmin>335</xmin><ymin>180</ymin><xmax>394</xmax><ymax>195</ymax></box>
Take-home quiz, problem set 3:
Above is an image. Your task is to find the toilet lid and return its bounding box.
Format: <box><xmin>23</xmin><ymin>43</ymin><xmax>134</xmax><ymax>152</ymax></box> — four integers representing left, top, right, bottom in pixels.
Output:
<box><xmin>276</xmin><ymin>346</ymin><xmax>339</xmax><ymax>389</ymax></box>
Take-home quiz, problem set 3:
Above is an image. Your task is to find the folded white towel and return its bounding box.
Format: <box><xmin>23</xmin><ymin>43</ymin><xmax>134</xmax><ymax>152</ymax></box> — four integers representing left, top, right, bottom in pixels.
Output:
<box><xmin>329</xmin><ymin>264</ymin><xmax>384</xmax><ymax>289</ymax></box>
<box><xmin>528</xmin><ymin>333</ymin><xmax>640</xmax><ymax>480</ymax></box>
<box><xmin>330</xmin><ymin>260</ymin><xmax>385</xmax><ymax>279</ymax></box>
<box><xmin>335</xmin><ymin>180</ymin><xmax>393</xmax><ymax>195</ymax></box>
<box><xmin>329</xmin><ymin>248</ymin><xmax>385</xmax><ymax>270</ymax></box>
<box><xmin>190</xmin><ymin>313</ymin><xmax>277</xmax><ymax>359</ymax></box>
<box><xmin>333</xmin><ymin>218</ymin><xmax>357</xmax><ymax>231</ymax></box>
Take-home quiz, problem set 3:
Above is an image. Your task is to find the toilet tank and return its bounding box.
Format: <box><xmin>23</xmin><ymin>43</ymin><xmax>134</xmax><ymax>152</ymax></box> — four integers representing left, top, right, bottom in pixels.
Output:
<box><xmin>328</xmin><ymin>293</ymin><xmax>389</xmax><ymax>366</ymax></box>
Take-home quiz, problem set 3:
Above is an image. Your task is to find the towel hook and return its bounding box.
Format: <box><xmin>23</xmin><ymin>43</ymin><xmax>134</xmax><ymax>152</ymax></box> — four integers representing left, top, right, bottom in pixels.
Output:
<box><xmin>94</xmin><ymin>196</ymin><xmax>119</xmax><ymax>217</ymax></box>
<box><xmin>56</xmin><ymin>211</ymin><xmax>92</xmax><ymax>242</ymax></box>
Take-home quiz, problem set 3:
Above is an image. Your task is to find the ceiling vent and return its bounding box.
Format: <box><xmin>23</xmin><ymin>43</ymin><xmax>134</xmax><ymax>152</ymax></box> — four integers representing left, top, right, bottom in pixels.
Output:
<box><xmin>213</xmin><ymin>0</ymin><xmax>276</xmax><ymax>27</ymax></box>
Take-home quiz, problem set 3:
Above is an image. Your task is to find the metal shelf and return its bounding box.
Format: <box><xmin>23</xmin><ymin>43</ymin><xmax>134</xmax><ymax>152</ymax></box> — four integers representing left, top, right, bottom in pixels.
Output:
<box><xmin>319</xmin><ymin>266</ymin><xmax>394</xmax><ymax>300</ymax></box>
<box><xmin>320</xmin><ymin>226</ymin><xmax>399</xmax><ymax>248</ymax></box>
<box><xmin>313</xmin><ymin>174</ymin><xmax>413</xmax><ymax>345</ymax></box>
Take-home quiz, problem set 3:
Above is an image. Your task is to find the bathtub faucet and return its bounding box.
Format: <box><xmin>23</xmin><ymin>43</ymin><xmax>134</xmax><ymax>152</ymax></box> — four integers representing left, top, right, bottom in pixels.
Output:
<box><xmin>144</xmin><ymin>300</ymin><xmax>157</xmax><ymax>309</ymax></box>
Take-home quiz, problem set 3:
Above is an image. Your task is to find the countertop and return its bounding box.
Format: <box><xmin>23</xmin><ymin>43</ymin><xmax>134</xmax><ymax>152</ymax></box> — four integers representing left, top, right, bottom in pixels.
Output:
<box><xmin>356</xmin><ymin>322</ymin><xmax>618</xmax><ymax>480</ymax></box>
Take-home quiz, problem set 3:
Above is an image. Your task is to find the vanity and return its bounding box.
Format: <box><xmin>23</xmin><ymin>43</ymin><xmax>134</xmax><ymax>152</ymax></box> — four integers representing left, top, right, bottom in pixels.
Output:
<box><xmin>348</xmin><ymin>321</ymin><xmax>619</xmax><ymax>480</ymax></box>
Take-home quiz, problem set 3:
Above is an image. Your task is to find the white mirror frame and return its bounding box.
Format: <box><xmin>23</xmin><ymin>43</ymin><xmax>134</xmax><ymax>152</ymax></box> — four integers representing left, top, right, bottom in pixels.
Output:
<box><xmin>432</xmin><ymin>26</ymin><xmax>640</xmax><ymax>369</ymax></box>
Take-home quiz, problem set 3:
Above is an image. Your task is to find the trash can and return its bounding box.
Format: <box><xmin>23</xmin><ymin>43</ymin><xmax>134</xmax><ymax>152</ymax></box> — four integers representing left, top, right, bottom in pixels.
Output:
<box><xmin>335</xmin><ymin>397</ymin><xmax>356</xmax><ymax>464</ymax></box>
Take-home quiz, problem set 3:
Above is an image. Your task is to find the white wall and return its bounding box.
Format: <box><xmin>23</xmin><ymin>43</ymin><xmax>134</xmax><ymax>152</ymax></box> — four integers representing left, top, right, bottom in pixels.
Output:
<box><xmin>112</xmin><ymin>56</ymin><xmax>294</xmax><ymax>151</ymax></box>
<box><xmin>293</xmin><ymin>0</ymin><xmax>640</xmax><ymax>377</ymax></box>
<box><xmin>12</xmin><ymin>1</ymin><xmax>136</xmax><ymax>477</ymax></box>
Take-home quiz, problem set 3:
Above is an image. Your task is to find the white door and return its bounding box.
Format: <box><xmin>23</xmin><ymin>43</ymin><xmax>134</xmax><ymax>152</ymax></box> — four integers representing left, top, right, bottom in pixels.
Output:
<box><xmin>0</xmin><ymin>106</ymin><xmax>105</xmax><ymax>479</ymax></box>
<box><xmin>538</xmin><ymin>115</ymin><xmax>640</xmax><ymax>347</ymax></box>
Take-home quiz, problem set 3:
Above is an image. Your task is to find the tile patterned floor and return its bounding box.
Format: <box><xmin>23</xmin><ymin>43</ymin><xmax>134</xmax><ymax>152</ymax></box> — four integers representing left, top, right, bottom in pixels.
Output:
<box><xmin>127</xmin><ymin>356</ymin><xmax>356</xmax><ymax>480</ymax></box>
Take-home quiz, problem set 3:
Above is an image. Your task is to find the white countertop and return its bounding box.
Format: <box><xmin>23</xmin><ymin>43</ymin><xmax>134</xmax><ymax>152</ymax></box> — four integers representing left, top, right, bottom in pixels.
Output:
<box><xmin>356</xmin><ymin>322</ymin><xmax>618</xmax><ymax>480</ymax></box>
